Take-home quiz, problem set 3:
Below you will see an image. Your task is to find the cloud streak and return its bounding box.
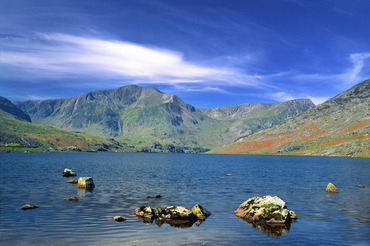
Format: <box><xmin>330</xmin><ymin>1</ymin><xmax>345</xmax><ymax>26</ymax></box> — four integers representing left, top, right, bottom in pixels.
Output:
<box><xmin>2</xmin><ymin>33</ymin><xmax>264</xmax><ymax>87</ymax></box>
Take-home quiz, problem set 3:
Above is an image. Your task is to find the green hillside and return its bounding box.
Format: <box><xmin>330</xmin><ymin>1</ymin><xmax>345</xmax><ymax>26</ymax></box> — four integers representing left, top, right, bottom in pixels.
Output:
<box><xmin>214</xmin><ymin>79</ymin><xmax>370</xmax><ymax>158</ymax></box>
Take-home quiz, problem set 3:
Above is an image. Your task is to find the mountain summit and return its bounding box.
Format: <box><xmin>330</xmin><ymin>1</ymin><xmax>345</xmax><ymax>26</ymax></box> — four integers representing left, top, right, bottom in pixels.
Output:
<box><xmin>14</xmin><ymin>85</ymin><xmax>315</xmax><ymax>149</ymax></box>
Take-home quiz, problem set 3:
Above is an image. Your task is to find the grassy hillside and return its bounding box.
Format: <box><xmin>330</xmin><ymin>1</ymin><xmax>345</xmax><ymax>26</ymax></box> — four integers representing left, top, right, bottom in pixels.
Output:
<box><xmin>0</xmin><ymin>117</ymin><xmax>134</xmax><ymax>152</ymax></box>
<box><xmin>213</xmin><ymin>79</ymin><xmax>370</xmax><ymax>158</ymax></box>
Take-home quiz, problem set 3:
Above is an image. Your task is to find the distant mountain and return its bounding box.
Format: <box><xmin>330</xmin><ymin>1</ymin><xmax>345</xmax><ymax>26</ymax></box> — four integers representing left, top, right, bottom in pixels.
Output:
<box><xmin>214</xmin><ymin>79</ymin><xmax>370</xmax><ymax>157</ymax></box>
<box><xmin>0</xmin><ymin>96</ymin><xmax>31</xmax><ymax>122</ymax></box>
<box><xmin>14</xmin><ymin>85</ymin><xmax>314</xmax><ymax>149</ymax></box>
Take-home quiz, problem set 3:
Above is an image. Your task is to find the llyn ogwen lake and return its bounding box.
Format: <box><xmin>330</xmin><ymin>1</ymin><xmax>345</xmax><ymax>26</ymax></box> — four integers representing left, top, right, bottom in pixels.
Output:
<box><xmin>0</xmin><ymin>153</ymin><xmax>369</xmax><ymax>245</ymax></box>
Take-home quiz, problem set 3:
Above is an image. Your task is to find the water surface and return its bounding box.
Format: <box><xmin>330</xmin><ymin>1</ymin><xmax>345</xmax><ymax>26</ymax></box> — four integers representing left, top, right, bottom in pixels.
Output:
<box><xmin>0</xmin><ymin>153</ymin><xmax>369</xmax><ymax>245</ymax></box>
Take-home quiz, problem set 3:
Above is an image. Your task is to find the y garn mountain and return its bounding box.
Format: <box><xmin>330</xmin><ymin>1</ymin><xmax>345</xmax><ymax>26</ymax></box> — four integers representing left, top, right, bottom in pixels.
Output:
<box><xmin>214</xmin><ymin>79</ymin><xmax>370</xmax><ymax>157</ymax></box>
<box><xmin>13</xmin><ymin>85</ymin><xmax>314</xmax><ymax>150</ymax></box>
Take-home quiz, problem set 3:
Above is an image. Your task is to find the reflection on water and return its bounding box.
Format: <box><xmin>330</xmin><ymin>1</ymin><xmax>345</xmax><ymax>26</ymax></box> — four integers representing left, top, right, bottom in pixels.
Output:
<box><xmin>239</xmin><ymin>218</ymin><xmax>294</xmax><ymax>236</ymax></box>
<box><xmin>136</xmin><ymin>215</ymin><xmax>205</xmax><ymax>228</ymax></box>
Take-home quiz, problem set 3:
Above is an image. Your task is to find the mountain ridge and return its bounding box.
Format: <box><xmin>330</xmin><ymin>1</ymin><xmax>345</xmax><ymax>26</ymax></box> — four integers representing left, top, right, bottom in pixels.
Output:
<box><xmin>13</xmin><ymin>85</ymin><xmax>315</xmax><ymax>149</ymax></box>
<box><xmin>214</xmin><ymin>79</ymin><xmax>370</xmax><ymax>157</ymax></box>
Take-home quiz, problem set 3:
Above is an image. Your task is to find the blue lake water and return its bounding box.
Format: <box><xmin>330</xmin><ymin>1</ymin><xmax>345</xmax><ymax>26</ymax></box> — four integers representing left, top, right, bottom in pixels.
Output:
<box><xmin>0</xmin><ymin>152</ymin><xmax>369</xmax><ymax>245</ymax></box>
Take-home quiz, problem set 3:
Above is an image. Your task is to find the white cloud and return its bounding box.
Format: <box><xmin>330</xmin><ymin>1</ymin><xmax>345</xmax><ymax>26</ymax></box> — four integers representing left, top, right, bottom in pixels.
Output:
<box><xmin>270</xmin><ymin>91</ymin><xmax>329</xmax><ymax>105</ymax></box>
<box><xmin>1</xmin><ymin>33</ymin><xmax>262</xmax><ymax>87</ymax></box>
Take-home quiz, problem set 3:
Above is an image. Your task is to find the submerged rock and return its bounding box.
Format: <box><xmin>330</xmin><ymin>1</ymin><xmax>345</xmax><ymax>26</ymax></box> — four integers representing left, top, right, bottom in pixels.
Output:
<box><xmin>66</xmin><ymin>180</ymin><xmax>78</xmax><ymax>183</ymax></box>
<box><xmin>64</xmin><ymin>196</ymin><xmax>78</xmax><ymax>202</ymax></box>
<box><xmin>113</xmin><ymin>216</ymin><xmax>126</xmax><ymax>222</ymax></box>
<box><xmin>234</xmin><ymin>195</ymin><xmax>298</xmax><ymax>224</ymax></box>
<box><xmin>326</xmin><ymin>183</ymin><xmax>340</xmax><ymax>193</ymax></box>
<box><xmin>146</xmin><ymin>194</ymin><xmax>163</xmax><ymax>198</ymax></box>
<box><xmin>21</xmin><ymin>204</ymin><xmax>39</xmax><ymax>210</ymax></box>
<box><xmin>62</xmin><ymin>169</ymin><xmax>76</xmax><ymax>177</ymax></box>
<box><xmin>77</xmin><ymin>177</ymin><xmax>95</xmax><ymax>189</ymax></box>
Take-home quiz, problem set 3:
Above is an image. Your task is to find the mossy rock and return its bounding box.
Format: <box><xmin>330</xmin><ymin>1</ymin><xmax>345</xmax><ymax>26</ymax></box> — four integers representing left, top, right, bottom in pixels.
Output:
<box><xmin>326</xmin><ymin>182</ymin><xmax>340</xmax><ymax>193</ymax></box>
<box><xmin>191</xmin><ymin>204</ymin><xmax>211</xmax><ymax>220</ymax></box>
<box><xmin>62</xmin><ymin>169</ymin><xmax>76</xmax><ymax>177</ymax></box>
<box><xmin>77</xmin><ymin>177</ymin><xmax>95</xmax><ymax>189</ymax></box>
<box><xmin>21</xmin><ymin>204</ymin><xmax>39</xmax><ymax>210</ymax></box>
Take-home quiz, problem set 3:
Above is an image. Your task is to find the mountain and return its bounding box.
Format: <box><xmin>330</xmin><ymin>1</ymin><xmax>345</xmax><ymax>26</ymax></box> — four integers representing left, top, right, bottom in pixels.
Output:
<box><xmin>214</xmin><ymin>79</ymin><xmax>370</xmax><ymax>157</ymax></box>
<box><xmin>13</xmin><ymin>85</ymin><xmax>314</xmax><ymax>149</ymax></box>
<box><xmin>0</xmin><ymin>96</ymin><xmax>31</xmax><ymax>122</ymax></box>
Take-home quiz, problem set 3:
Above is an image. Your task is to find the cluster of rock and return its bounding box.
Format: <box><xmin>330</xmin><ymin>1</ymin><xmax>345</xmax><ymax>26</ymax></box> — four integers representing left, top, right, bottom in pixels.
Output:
<box><xmin>134</xmin><ymin>204</ymin><xmax>211</xmax><ymax>227</ymax></box>
<box><xmin>234</xmin><ymin>195</ymin><xmax>298</xmax><ymax>224</ymax></box>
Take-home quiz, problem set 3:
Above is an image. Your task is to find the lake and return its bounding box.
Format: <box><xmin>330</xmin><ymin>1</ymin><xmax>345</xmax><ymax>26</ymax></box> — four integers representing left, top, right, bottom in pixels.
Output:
<box><xmin>0</xmin><ymin>153</ymin><xmax>369</xmax><ymax>245</ymax></box>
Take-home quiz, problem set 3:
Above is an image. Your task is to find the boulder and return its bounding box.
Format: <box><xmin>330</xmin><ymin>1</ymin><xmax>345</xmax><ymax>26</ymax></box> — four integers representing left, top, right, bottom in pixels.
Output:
<box><xmin>77</xmin><ymin>177</ymin><xmax>95</xmax><ymax>189</ymax></box>
<box><xmin>62</xmin><ymin>169</ymin><xmax>76</xmax><ymax>177</ymax></box>
<box><xmin>21</xmin><ymin>204</ymin><xmax>39</xmax><ymax>210</ymax></box>
<box><xmin>134</xmin><ymin>204</ymin><xmax>211</xmax><ymax>226</ymax></box>
<box><xmin>66</xmin><ymin>180</ymin><xmax>78</xmax><ymax>183</ymax></box>
<box><xmin>64</xmin><ymin>196</ymin><xmax>78</xmax><ymax>202</ymax></box>
<box><xmin>113</xmin><ymin>216</ymin><xmax>126</xmax><ymax>222</ymax></box>
<box><xmin>326</xmin><ymin>183</ymin><xmax>340</xmax><ymax>193</ymax></box>
<box><xmin>191</xmin><ymin>204</ymin><xmax>212</xmax><ymax>220</ymax></box>
<box><xmin>234</xmin><ymin>195</ymin><xmax>298</xmax><ymax>224</ymax></box>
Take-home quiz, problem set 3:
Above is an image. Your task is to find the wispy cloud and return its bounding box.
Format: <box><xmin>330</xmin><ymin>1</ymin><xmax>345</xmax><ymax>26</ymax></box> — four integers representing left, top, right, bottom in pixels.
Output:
<box><xmin>1</xmin><ymin>33</ymin><xmax>265</xmax><ymax>88</ymax></box>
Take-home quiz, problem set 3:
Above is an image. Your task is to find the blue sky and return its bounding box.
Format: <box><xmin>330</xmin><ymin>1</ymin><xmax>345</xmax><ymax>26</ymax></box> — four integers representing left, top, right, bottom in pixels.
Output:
<box><xmin>1</xmin><ymin>0</ymin><xmax>369</xmax><ymax>108</ymax></box>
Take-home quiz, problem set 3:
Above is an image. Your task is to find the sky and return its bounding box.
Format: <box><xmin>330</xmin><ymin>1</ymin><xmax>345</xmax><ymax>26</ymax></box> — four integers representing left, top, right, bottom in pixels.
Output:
<box><xmin>1</xmin><ymin>0</ymin><xmax>369</xmax><ymax>108</ymax></box>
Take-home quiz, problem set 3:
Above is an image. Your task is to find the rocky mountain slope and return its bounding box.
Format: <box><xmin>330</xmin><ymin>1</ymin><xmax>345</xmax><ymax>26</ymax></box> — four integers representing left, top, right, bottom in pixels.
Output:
<box><xmin>214</xmin><ymin>79</ymin><xmax>370</xmax><ymax>157</ymax></box>
<box><xmin>0</xmin><ymin>96</ymin><xmax>31</xmax><ymax>122</ymax></box>
<box><xmin>13</xmin><ymin>85</ymin><xmax>314</xmax><ymax>149</ymax></box>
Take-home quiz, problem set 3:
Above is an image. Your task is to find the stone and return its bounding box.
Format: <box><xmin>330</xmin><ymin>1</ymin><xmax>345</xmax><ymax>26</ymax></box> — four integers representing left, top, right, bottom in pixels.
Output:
<box><xmin>62</xmin><ymin>169</ymin><xmax>76</xmax><ymax>177</ymax></box>
<box><xmin>326</xmin><ymin>182</ymin><xmax>340</xmax><ymax>193</ymax></box>
<box><xmin>64</xmin><ymin>196</ymin><xmax>78</xmax><ymax>202</ymax></box>
<box><xmin>146</xmin><ymin>194</ymin><xmax>163</xmax><ymax>198</ymax></box>
<box><xmin>77</xmin><ymin>177</ymin><xmax>95</xmax><ymax>189</ymax></box>
<box><xmin>356</xmin><ymin>184</ymin><xmax>365</xmax><ymax>188</ymax></box>
<box><xmin>191</xmin><ymin>204</ymin><xmax>212</xmax><ymax>220</ymax></box>
<box><xmin>66</xmin><ymin>180</ymin><xmax>78</xmax><ymax>183</ymax></box>
<box><xmin>113</xmin><ymin>216</ymin><xmax>126</xmax><ymax>222</ymax></box>
<box><xmin>225</xmin><ymin>173</ymin><xmax>233</xmax><ymax>176</ymax></box>
<box><xmin>21</xmin><ymin>204</ymin><xmax>39</xmax><ymax>210</ymax></box>
<box><xmin>134</xmin><ymin>206</ymin><xmax>155</xmax><ymax>219</ymax></box>
<box><xmin>161</xmin><ymin>206</ymin><xmax>197</xmax><ymax>220</ymax></box>
<box><xmin>234</xmin><ymin>195</ymin><xmax>298</xmax><ymax>224</ymax></box>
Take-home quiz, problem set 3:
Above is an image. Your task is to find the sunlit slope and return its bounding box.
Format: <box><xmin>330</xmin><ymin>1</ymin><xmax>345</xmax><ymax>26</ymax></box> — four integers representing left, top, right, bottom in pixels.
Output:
<box><xmin>214</xmin><ymin>79</ymin><xmax>370</xmax><ymax>157</ymax></box>
<box><xmin>0</xmin><ymin>117</ymin><xmax>131</xmax><ymax>152</ymax></box>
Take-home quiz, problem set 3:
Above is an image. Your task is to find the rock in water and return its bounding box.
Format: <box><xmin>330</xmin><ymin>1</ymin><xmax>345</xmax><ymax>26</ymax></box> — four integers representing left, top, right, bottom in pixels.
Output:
<box><xmin>64</xmin><ymin>196</ymin><xmax>78</xmax><ymax>202</ymax></box>
<box><xmin>225</xmin><ymin>173</ymin><xmax>233</xmax><ymax>176</ymax></box>
<box><xmin>326</xmin><ymin>183</ymin><xmax>340</xmax><ymax>193</ymax></box>
<box><xmin>77</xmin><ymin>177</ymin><xmax>95</xmax><ymax>189</ymax></box>
<box><xmin>62</xmin><ymin>169</ymin><xmax>76</xmax><ymax>177</ymax></box>
<box><xmin>134</xmin><ymin>206</ymin><xmax>155</xmax><ymax>219</ymax></box>
<box><xmin>21</xmin><ymin>204</ymin><xmax>39</xmax><ymax>210</ymax></box>
<box><xmin>234</xmin><ymin>195</ymin><xmax>298</xmax><ymax>224</ymax></box>
<box><xmin>191</xmin><ymin>204</ymin><xmax>212</xmax><ymax>220</ymax></box>
<box><xmin>356</xmin><ymin>184</ymin><xmax>365</xmax><ymax>188</ymax></box>
<box><xmin>66</xmin><ymin>180</ymin><xmax>78</xmax><ymax>183</ymax></box>
<box><xmin>113</xmin><ymin>216</ymin><xmax>126</xmax><ymax>222</ymax></box>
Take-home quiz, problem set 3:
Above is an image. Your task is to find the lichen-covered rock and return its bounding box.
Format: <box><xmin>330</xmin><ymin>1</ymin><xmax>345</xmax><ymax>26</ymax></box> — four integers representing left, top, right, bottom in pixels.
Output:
<box><xmin>77</xmin><ymin>177</ymin><xmax>95</xmax><ymax>189</ymax></box>
<box><xmin>64</xmin><ymin>196</ymin><xmax>78</xmax><ymax>202</ymax></box>
<box><xmin>113</xmin><ymin>216</ymin><xmax>126</xmax><ymax>222</ymax></box>
<box><xmin>134</xmin><ymin>206</ymin><xmax>155</xmax><ymax>219</ymax></box>
<box><xmin>21</xmin><ymin>204</ymin><xmax>39</xmax><ymax>210</ymax></box>
<box><xmin>62</xmin><ymin>169</ymin><xmax>76</xmax><ymax>177</ymax></box>
<box><xmin>191</xmin><ymin>204</ymin><xmax>211</xmax><ymax>220</ymax></box>
<box><xmin>161</xmin><ymin>206</ymin><xmax>197</xmax><ymax>220</ymax></box>
<box><xmin>134</xmin><ymin>204</ymin><xmax>211</xmax><ymax>227</ymax></box>
<box><xmin>326</xmin><ymin>182</ymin><xmax>340</xmax><ymax>193</ymax></box>
<box><xmin>234</xmin><ymin>195</ymin><xmax>297</xmax><ymax>224</ymax></box>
